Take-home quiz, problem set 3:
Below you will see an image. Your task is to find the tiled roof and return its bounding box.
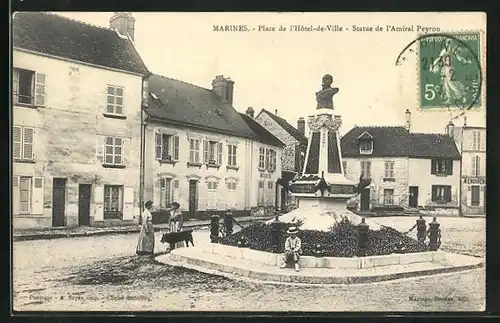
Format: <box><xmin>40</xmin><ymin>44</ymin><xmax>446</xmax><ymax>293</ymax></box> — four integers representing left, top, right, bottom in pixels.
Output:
<box><xmin>239</xmin><ymin>113</ymin><xmax>285</xmax><ymax>148</ymax></box>
<box><xmin>145</xmin><ymin>74</ymin><xmax>283</xmax><ymax>147</ymax></box>
<box><xmin>259</xmin><ymin>109</ymin><xmax>308</xmax><ymax>144</ymax></box>
<box><xmin>341</xmin><ymin>126</ymin><xmax>461</xmax><ymax>159</ymax></box>
<box><xmin>13</xmin><ymin>12</ymin><xmax>149</xmax><ymax>75</ymax></box>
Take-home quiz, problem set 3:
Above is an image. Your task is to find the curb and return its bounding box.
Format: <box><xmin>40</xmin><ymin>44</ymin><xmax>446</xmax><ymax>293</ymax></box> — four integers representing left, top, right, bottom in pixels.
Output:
<box><xmin>13</xmin><ymin>217</ymin><xmax>273</xmax><ymax>242</ymax></box>
<box><xmin>158</xmin><ymin>253</ymin><xmax>484</xmax><ymax>285</ymax></box>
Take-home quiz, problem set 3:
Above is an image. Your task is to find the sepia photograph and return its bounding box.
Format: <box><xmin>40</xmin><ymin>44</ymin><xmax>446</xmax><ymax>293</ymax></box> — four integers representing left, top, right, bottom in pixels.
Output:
<box><xmin>11</xmin><ymin>11</ymin><xmax>486</xmax><ymax>312</ymax></box>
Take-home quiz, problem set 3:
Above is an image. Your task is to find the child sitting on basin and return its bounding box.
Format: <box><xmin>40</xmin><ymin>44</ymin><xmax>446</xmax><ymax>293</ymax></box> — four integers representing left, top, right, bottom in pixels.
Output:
<box><xmin>280</xmin><ymin>226</ymin><xmax>302</xmax><ymax>272</ymax></box>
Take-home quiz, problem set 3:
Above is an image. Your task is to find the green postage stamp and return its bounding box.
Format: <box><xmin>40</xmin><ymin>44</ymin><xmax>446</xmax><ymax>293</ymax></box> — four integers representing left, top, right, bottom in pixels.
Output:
<box><xmin>418</xmin><ymin>32</ymin><xmax>482</xmax><ymax>110</ymax></box>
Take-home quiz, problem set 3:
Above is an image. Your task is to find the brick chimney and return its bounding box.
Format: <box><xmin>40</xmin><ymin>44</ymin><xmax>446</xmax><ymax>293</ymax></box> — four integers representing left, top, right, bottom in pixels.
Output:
<box><xmin>297</xmin><ymin>117</ymin><xmax>305</xmax><ymax>136</ymax></box>
<box><xmin>212</xmin><ymin>75</ymin><xmax>235</xmax><ymax>105</ymax></box>
<box><xmin>405</xmin><ymin>109</ymin><xmax>411</xmax><ymax>132</ymax></box>
<box><xmin>110</xmin><ymin>12</ymin><xmax>136</xmax><ymax>41</ymax></box>
<box><xmin>446</xmin><ymin>121</ymin><xmax>455</xmax><ymax>138</ymax></box>
<box><xmin>246</xmin><ymin>107</ymin><xmax>254</xmax><ymax>118</ymax></box>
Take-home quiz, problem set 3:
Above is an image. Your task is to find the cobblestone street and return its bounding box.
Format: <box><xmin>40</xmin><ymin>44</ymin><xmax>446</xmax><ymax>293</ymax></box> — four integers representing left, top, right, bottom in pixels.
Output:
<box><xmin>13</xmin><ymin>217</ymin><xmax>485</xmax><ymax>312</ymax></box>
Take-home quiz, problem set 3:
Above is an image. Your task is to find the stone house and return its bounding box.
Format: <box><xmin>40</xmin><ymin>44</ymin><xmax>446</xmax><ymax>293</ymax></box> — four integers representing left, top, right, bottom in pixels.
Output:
<box><xmin>448</xmin><ymin>118</ymin><xmax>486</xmax><ymax>215</ymax></box>
<box><xmin>341</xmin><ymin>111</ymin><xmax>462</xmax><ymax>215</ymax></box>
<box><xmin>12</xmin><ymin>12</ymin><xmax>149</xmax><ymax>229</ymax></box>
<box><xmin>254</xmin><ymin>109</ymin><xmax>308</xmax><ymax>211</ymax></box>
<box><xmin>143</xmin><ymin>74</ymin><xmax>285</xmax><ymax>222</ymax></box>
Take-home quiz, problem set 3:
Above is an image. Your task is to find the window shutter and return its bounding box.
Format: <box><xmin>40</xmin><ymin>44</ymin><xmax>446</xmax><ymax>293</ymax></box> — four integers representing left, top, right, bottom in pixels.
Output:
<box><xmin>13</xmin><ymin>70</ymin><xmax>19</xmax><ymax>102</ymax></box>
<box><xmin>479</xmin><ymin>132</ymin><xmax>485</xmax><ymax>151</ymax></box>
<box><xmin>471</xmin><ymin>156</ymin><xmax>477</xmax><ymax>177</ymax></box>
<box><xmin>12</xmin><ymin>176</ymin><xmax>20</xmax><ymax>215</ymax></box>
<box><xmin>35</xmin><ymin>73</ymin><xmax>46</xmax><ymax>106</ymax></box>
<box><xmin>203</xmin><ymin>140</ymin><xmax>209</xmax><ymax>164</ymax></box>
<box><xmin>446</xmin><ymin>186</ymin><xmax>452</xmax><ymax>202</ymax></box>
<box><xmin>13</xmin><ymin>126</ymin><xmax>21</xmax><ymax>159</ymax></box>
<box><xmin>217</xmin><ymin>142</ymin><xmax>223</xmax><ymax>165</ymax></box>
<box><xmin>94</xmin><ymin>186</ymin><xmax>104</xmax><ymax>221</ymax></box>
<box><xmin>430</xmin><ymin>159</ymin><xmax>436</xmax><ymax>174</ymax></box>
<box><xmin>479</xmin><ymin>156</ymin><xmax>484</xmax><ymax>177</ymax></box>
<box><xmin>155</xmin><ymin>133</ymin><xmax>162</xmax><ymax>160</ymax></box>
<box><xmin>123</xmin><ymin>186</ymin><xmax>134</xmax><ymax>220</ymax></box>
<box><xmin>173</xmin><ymin>179</ymin><xmax>180</xmax><ymax>201</ymax></box>
<box><xmin>32</xmin><ymin>177</ymin><xmax>44</xmax><ymax>215</ymax></box>
<box><xmin>22</xmin><ymin>127</ymin><xmax>34</xmax><ymax>160</ymax></box>
<box><xmin>121</xmin><ymin>138</ymin><xmax>128</xmax><ymax>166</ymax></box>
<box><xmin>446</xmin><ymin>159</ymin><xmax>453</xmax><ymax>175</ymax></box>
<box><xmin>431</xmin><ymin>186</ymin><xmax>437</xmax><ymax>202</ymax></box>
<box><xmin>173</xmin><ymin>136</ymin><xmax>180</xmax><ymax>160</ymax></box>
<box><xmin>367</xmin><ymin>161</ymin><xmax>371</xmax><ymax>178</ymax></box>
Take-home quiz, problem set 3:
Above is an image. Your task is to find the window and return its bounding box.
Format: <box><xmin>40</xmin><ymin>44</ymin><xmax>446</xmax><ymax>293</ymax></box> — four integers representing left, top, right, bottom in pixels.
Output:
<box><xmin>13</xmin><ymin>68</ymin><xmax>46</xmax><ymax>106</ymax></box>
<box><xmin>266</xmin><ymin>149</ymin><xmax>277</xmax><ymax>172</ymax></box>
<box><xmin>383</xmin><ymin>189</ymin><xmax>394</xmax><ymax>205</ymax></box>
<box><xmin>104</xmin><ymin>137</ymin><xmax>123</xmax><ymax>165</ymax></box>
<box><xmin>106</xmin><ymin>85</ymin><xmax>124</xmax><ymax>115</ymax></box>
<box><xmin>19</xmin><ymin>176</ymin><xmax>32</xmax><ymax>213</ymax></box>
<box><xmin>13</xmin><ymin>126</ymin><xmax>34</xmax><ymax>161</ymax></box>
<box><xmin>471</xmin><ymin>185</ymin><xmax>480</xmax><ymax>206</ymax></box>
<box><xmin>156</xmin><ymin>133</ymin><xmax>179</xmax><ymax>161</ymax></box>
<box><xmin>204</xmin><ymin>140</ymin><xmax>223</xmax><ymax>166</ymax></box>
<box><xmin>227</xmin><ymin>182</ymin><xmax>237</xmax><ymax>191</ymax></box>
<box><xmin>207</xmin><ymin>180</ymin><xmax>219</xmax><ymax>210</ymax></box>
<box><xmin>160</xmin><ymin>178</ymin><xmax>173</xmax><ymax>209</ymax></box>
<box><xmin>471</xmin><ymin>155</ymin><xmax>481</xmax><ymax>177</ymax></box>
<box><xmin>189</xmin><ymin>139</ymin><xmax>201</xmax><ymax>163</ymax></box>
<box><xmin>431</xmin><ymin>185</ymin><xmax>452</xmax><ymax>203</ymax></box>
<box><xmin>227</xmin><ymin>145</ymin><xmax>237</xmax><ymax>166</ymax></box>
<box><xmin>359</xmin><ymin>140</ymin><xmax>373</xmax><ymax>154</ymax></box>
<box><xmin>431</xmin><ymin>158</ymin><xmax>453</xmax><ymax>176</ymax></box>
<box><xmin>104</xmin><ymin>185</ymin><xmax>123</xmax><ymax>219</ymax></box>
<box><xmin>384</xmin><ymin>161</ymin><xmax>395</xmax><ymax>179</ymax></box>
<box><xmin>360</xmin><ymin>160</ymin><xmax>371</xmax><ymax>179</ymax></box>
<box><xmin>258</xmin><ymin>148</ymin><xmax>266</xmax><ymax>170</ymax></box>
<box><xmin>472</xmin><ymin>131</ymin><xmax>482</xmax><ymax>151</ymax></box>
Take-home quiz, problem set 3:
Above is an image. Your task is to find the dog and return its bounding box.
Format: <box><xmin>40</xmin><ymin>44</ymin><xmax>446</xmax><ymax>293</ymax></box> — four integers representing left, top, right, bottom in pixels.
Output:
<box><xmin>160</xmin><ymin>230</ymin><xmax>195</xmax><ymax>250</ymax></box>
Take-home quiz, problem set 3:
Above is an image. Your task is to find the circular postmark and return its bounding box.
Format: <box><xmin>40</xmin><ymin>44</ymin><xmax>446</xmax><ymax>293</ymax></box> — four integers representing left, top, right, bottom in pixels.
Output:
<box><xmin>395</xmin><ymin>32</ymin><xmax>484</xmax><ymax>121</ymax></box>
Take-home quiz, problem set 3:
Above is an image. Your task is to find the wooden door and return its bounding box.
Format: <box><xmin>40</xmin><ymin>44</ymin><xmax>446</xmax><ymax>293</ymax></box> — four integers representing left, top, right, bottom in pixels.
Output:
<box><xmin>409</xmin><ymin>186</ymin><xmax>419</xmax><ymax>208</ymax></box>
<box><xmin>360</xmin><ymin>188</ymin><xmax>370</xmax><ymax>211</ymax></box>
<box><xmin>78</xmin><ymin>184</ymin><xmax>91</xmax><ymax>226</ymax></box>
<box><xmin>280</xmin><ymin>187</ymin><xmax>286</xmax><ymax>211</ymax></box>
<box><xmin>188</xmin><ymin>180</ymin><xmax>197</xmax><ymax>218</ymax></box>
<box><xmin>52</xmin><ymin>178</ymin><xmax>67</xmax><ymax>227</ymax></box>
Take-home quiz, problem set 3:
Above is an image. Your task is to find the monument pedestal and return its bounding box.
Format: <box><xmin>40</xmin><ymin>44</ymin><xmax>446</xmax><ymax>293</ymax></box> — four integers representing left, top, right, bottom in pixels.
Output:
<box><xmin>276</xmin><ymin>108</ymin><xmax>381</xmax><ymax>231</ymax></box>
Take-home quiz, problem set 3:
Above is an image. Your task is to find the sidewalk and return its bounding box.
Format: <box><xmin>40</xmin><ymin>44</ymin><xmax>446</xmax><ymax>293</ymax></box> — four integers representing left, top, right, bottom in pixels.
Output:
<box><xmin>13</xmin><ymin>215</ymin><xmax>274</xmax><ymax>242</ymax></box>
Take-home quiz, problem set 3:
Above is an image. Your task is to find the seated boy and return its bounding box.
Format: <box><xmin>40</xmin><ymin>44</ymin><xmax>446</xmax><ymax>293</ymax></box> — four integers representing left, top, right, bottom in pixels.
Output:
<box><xmin>280</xmin><ymin>226</ymin><xmax>302</xmax><ymax>272</ymax></box>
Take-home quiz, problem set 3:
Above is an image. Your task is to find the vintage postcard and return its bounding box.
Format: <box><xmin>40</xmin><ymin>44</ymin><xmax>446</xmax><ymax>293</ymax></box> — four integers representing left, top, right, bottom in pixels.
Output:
<box><xmin>12</xmin><ymin>12</ymin><xmax>486</xmax><ymax>312</ymax></box>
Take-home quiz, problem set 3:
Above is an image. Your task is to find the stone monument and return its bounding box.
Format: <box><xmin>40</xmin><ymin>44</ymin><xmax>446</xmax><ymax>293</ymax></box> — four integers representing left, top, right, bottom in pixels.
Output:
<box><xmin>273</xmin><ymin>75</ymin><xmax>381</xmax><ymax>231</ymax></box>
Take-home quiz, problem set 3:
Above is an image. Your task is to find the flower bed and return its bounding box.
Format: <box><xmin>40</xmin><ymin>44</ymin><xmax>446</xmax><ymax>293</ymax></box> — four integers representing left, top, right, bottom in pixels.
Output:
<box><xmin>219</xmin><ymin>218</ymin><xmax>429</xmax><ymax>257</ymax></box>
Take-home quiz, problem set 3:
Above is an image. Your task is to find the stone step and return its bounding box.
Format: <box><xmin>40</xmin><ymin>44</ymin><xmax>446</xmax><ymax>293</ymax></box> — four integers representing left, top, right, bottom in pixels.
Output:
<box><xmin>157</xmin><ymin>248</ymin><xmax>483</xmax><ymax>285</ymax></box>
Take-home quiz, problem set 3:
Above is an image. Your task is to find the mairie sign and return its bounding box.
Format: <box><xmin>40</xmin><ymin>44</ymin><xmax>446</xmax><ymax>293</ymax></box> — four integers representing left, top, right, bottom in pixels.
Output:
<box><xmin>463</xmin><ymin>177</ymin><xmax>486</xmax><ymax>185</ymax></box>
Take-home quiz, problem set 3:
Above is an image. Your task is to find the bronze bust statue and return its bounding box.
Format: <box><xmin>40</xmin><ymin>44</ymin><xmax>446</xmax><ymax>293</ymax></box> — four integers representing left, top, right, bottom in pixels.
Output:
<box><xmin>316</xmin><ymin>74</ymin><xmax>339</xmax><ymax>110</ymax></box>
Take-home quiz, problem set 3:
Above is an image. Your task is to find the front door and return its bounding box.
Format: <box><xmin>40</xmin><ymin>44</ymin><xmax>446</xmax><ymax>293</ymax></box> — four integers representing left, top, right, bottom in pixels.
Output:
<box><xmin>360</xmin><ymin>188</ymin><xmax>370</xmax><ymax>211</ymax></box>
<box><xmin>409</xmin><ymin>186</ymin><xmax>419</xmax><ymax>208</ymax></box>
<box><xmin>280</xmin><ymin>187</ymin><xmax>287</xmax><ymax>211</ymax></box>
<box><xmin>78</xmin><ymin>184</ymin><xmax>91</xmax><ymax>226</ymax></box>
<box><xmin>52</xmin><ymin>178</ymin><xmax>67</xmax><ymax>227</ymax></box>
<box><xmin>188</xmin><ymin>180</ymin><xmax>198</xmax><ymax>218</ymax></box>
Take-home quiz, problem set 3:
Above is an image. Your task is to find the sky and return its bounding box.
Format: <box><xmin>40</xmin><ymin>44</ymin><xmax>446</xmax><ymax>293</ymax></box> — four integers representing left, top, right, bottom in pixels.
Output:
<box><xmin>56</xmin><ymin>12</ymin><xmax>486</xmax><ymax>135</ymax></box>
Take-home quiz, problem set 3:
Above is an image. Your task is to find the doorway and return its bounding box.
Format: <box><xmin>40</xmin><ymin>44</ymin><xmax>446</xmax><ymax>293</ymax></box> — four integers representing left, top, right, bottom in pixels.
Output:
<box><xmin>360</xmin><ymin>188</ymin><xmax>370</xmax><ymax>211</ymax></box>
<box><xmin>52</xmin><ymin>178</ymin><xmax>67</xmax><ymax>227</ymax></box>
<box><xmin>78</xmin><ymin>184</ymin><xmax>91</xmax><ymax>226</ymax></box>
<box><xmin>280</xmin><ymin>187</ymin><xmax>287</xmax><ymax>211</ymax></box>
<box><xmin>188</xmin><ymin>180</ymin><xmax>198</xmax><ymax>219</ymax></box>
<box><xmin>409</xmin><ymin>186</ymin><xmax>419</xmax><ymax>208</ymax></box>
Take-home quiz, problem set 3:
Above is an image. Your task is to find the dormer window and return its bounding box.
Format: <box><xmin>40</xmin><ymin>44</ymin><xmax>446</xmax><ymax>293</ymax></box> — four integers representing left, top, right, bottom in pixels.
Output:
<box><xmin>359</xmin><ymin>140</ymin><xmax>373</xmax><ymax>155</ymax></box>
<box><xmin>357</xmin><ymin>131</ymin><xmax>374</xmax><ymax>155</ymax></box>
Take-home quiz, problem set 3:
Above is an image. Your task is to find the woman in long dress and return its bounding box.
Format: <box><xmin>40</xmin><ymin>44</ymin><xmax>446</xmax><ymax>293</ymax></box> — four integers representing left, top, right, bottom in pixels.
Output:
<box><xmin>168</xmin><ymin>202</ymin><xmax>185</xmax><ymax>249</ymax></box>
<box><xmin>430</xmin><ymin>53</ymin><xmax>469</xmax><ymax>105</ymax></box>
<box><xmin>136</xmin><ymin>200</ymin><xmax>155</xmax><ymax>255</ymax></box>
